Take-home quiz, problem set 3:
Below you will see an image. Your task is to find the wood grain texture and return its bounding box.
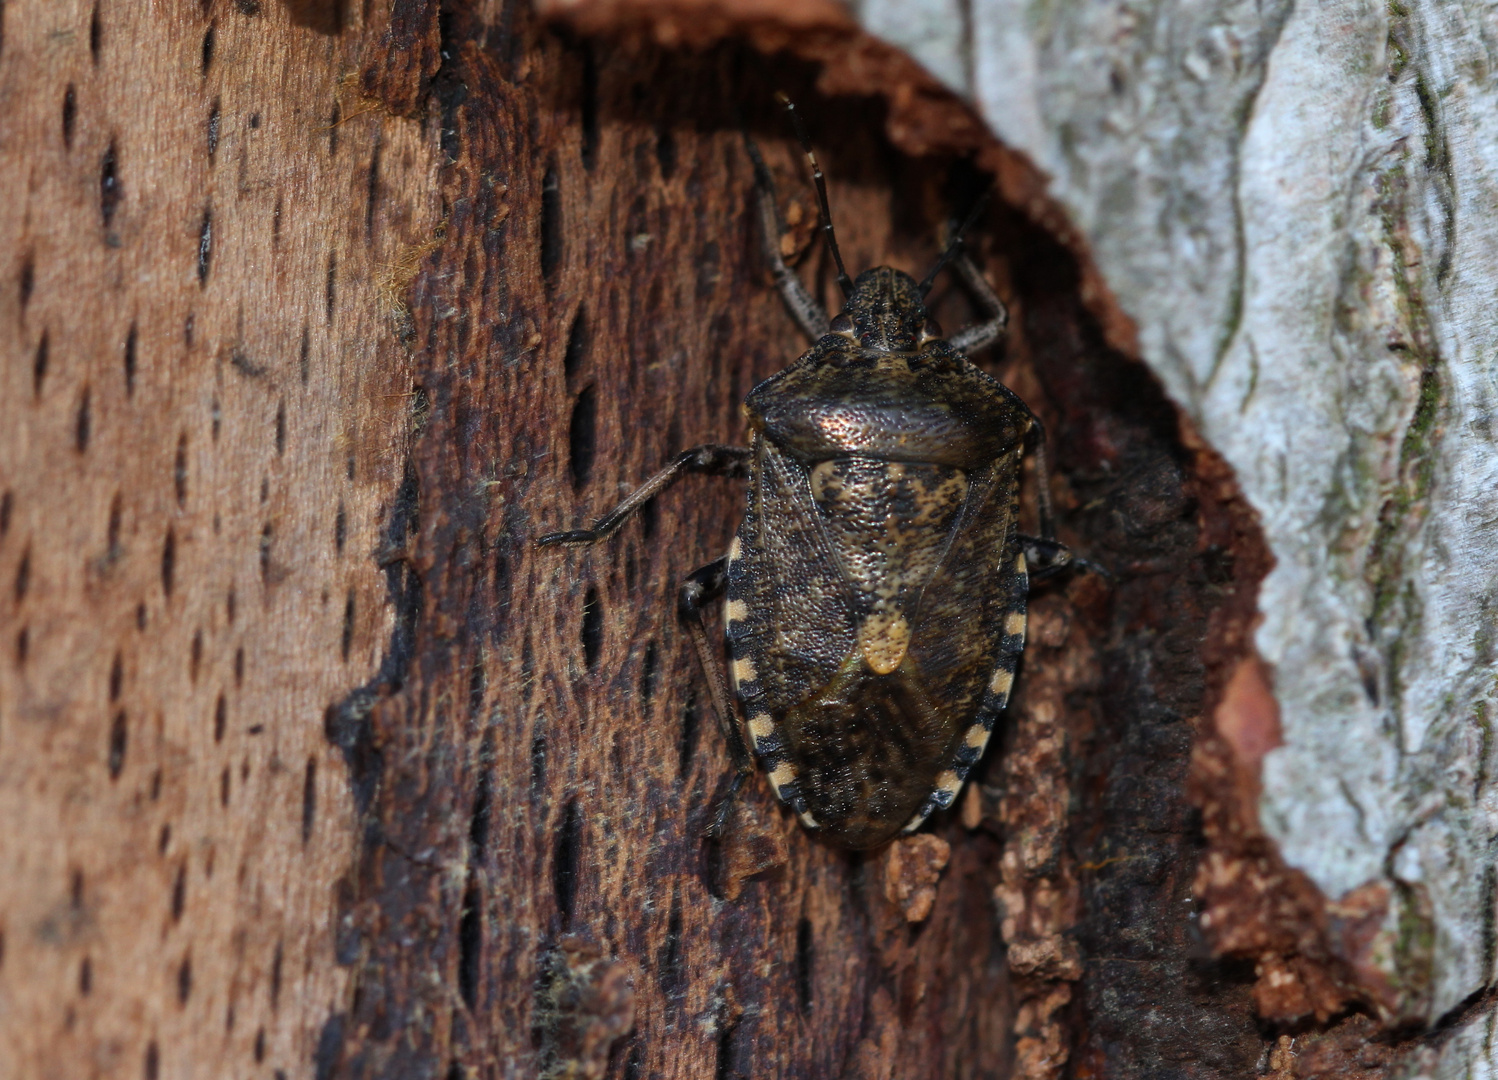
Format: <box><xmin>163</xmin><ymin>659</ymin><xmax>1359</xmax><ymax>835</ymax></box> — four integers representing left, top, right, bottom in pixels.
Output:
<box><xmin>1</xmin><ymin>1</ymin><xmax>1327</xmax><ymax>1077</ymax></box>
<box><xmin>0</xmin><ymin>1</ymin><xmax>441</xmax><ymax>1077</ymax></box>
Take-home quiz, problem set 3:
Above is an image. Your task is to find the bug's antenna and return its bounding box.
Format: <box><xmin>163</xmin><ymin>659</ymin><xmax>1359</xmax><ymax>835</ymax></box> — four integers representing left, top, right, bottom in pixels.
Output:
<box><xmin>775</xmin><ymin>92</ymin><xmax>854</xmax><ymax>298</ymax></box>
<box><xmin>918</xmin><ymin>186</ymin><xmax>993</xmax><ymax>296</ymax></box>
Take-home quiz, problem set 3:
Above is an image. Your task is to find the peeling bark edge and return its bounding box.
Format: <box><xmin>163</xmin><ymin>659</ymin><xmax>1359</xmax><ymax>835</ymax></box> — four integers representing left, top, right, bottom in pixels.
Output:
<box><xmin>536</xmin><ymin>0</ymin><xmax>1143</xmax><ymax>360</ymax></box>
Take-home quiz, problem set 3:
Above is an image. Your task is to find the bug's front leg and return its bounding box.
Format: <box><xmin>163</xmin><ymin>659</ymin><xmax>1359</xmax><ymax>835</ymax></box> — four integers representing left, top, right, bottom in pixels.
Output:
<box><xmin>1017</xmin><ymin>416</ymin><xmax>1109</xmax><ymax>581</ymax></box>
<box><xmin>742</xmin><ymin>136</ymin><xmax>830</xmax><ymax>342</ymax></box>
<box><xmin>947</xmin><ymin>251</ymin><xmax>1009</xmax><ymax>355</ymax></box>
<box><xmin>1019</xmin><ymin>535</ymin><xmax>1074</xmax><ymax>580</ymax></box>
<box><xmin>679</xmin><ymin>556</ymin><xmax>754</xmax><ymax>839</ymax></box>
<box><xmin>536</xmin><ymin>444</ymin><xmax>751</xmax><ymax>547</ymax></box>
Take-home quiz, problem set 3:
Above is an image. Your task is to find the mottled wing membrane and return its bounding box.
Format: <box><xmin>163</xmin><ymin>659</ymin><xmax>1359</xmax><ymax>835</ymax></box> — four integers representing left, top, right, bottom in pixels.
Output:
<box><xmin>733</xmin><ymin>437</ymin><xmax>856</xmax><ymax>711</ymax></box>
<box><xmin>724</xmin><ymin>435</ymin><xmax>856</xmax><ymax>822</ymax></box>
<box><xmin>906</xmin><ymin>453</ymin><xmax>1019</xmax><ymax>704</ymax></box>
<box><xmin>903</xmin><ymin>447</ymin><xmax>1028</xmax><ymax>831</ymax></box>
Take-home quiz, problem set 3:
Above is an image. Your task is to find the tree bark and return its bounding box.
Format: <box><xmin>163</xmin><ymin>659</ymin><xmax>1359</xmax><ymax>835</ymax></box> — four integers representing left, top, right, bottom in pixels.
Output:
<box><xmin>541</xmin><ymin>0</ymin><xmax>1498</xmax><ymax>1074</ymax></box>
<box><xmin>4</xmin><ymin>0</ymin><xmax>1494</xmax><ymax>1078</ymax></box>
<box><xmin>0</xmin><ymin>2</ymin><xmax>440</xmax><ymax>1077</ymax></box>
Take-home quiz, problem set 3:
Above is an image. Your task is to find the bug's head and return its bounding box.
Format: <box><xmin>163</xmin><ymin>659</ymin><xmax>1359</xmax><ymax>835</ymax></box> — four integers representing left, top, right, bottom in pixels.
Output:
<box><xmin>832</xmin><ymin>267</ymin><xmax>940</xmax><ymax>353</ymax></box>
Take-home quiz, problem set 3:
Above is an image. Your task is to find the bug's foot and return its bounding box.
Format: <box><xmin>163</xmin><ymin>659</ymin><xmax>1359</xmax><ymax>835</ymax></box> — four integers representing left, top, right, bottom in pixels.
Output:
<box><xmin>1020</xmin><ymin>535</ymin><xmax>1113</xmax><ymax>583</ymax></box>
<box><xmin>703</xmin><ymin>769</ymin><xmax>750</xmax><ymax>841</ymax></box>
<box><xmin>535</xmin><ymin>529</ymin><xmax>600</xmax><ymax>547</ymax></box>
<box><xmin>1020</xmin><ymin>536</ymin><xmax>1073</xmax><ymax>580</ymax></box>
<box><xmin>1068</xmin><ymin>555</ymin><xmax>1114</xmax><ymax>583</ymax></box>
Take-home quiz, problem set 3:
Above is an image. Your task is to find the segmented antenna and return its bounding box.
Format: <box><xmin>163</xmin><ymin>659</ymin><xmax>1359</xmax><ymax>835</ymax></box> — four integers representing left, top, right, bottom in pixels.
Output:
<box><xmin>775</xmin><ymin>92</ymin><xmax>854</xmax><ymax>298</ymax></box>
<box><xmin>918</xmin><ymin>186</ymin><xmax>993</xmax><ymax>296</ymax></box>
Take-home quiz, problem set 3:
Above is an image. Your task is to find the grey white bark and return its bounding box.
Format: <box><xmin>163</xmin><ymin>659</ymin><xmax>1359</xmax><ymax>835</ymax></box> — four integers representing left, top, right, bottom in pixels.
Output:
<box><xmin>852</xmin><ymin>0</ymin><xmax>1498</xmax><ymax>1054</ymax></box>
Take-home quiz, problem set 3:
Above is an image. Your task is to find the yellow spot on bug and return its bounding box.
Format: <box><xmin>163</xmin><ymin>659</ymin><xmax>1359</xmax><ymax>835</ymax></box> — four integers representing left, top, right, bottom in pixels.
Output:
<box><xmin>808</xmin><ymin>460</ymin><xmax>842</xmax><ymax>503</ymax></box>
<box><xmin>1005</xmin><ymin>610</ymin><xmax>1027</xmax><ymax>638</ymax></box>
<box><xmin>1016</xmin><ymin>551</ymin><xmax>1027</xmax><ymax>574</ymax></box>
<box><xmin>748</xmin><ymin>713</ymin><xmax>775</xmax><ymax>740</ymax></box>
<box><xmin>732</xmin><ymin>657</ymin><xmax>758</xmax><ymax>687</ymax></box>
<box><xmin>728</xmin><ymin>535</ymin><xmax>742</xmax><ymax>563</ymax></box>
<box><xmin>725</xmin><ymin>598</ymin><xmax>749</xmax><ymax>623</ymax></box>
<box><xmin>965</xmin><ymin>725</ymin><xmax>988</xmax><ymax>749</ymax></box>
<box><xmin>798</xmin><ymin>810</ymin><xmax>820</xmax><ymax>829</ymax></box>
<box><xmin>988</xmin><ymin>668</ymin><xmax>1014</xmax><ymax>698</ymax></box>
<box><xmin>858</xmin><ymin>608</ymin><xmax>911</xmax><ymax>676</ymax></box>
<box><xmin>767</xmin><ymin>762</ymin><xmax>797</xmax><ymax>794</ymax></box>
<box><xmin>936</xmin><ymin>770</ymin><xmax>962</xmax><ymax>794</ymax></box>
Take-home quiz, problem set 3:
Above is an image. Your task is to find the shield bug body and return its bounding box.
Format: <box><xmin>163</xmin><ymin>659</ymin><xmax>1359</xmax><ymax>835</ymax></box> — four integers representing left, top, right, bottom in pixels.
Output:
<box><xmin>540</xmin><ymin>102</ymin><xmax>1070</xmax><ymax>850</ymax></box>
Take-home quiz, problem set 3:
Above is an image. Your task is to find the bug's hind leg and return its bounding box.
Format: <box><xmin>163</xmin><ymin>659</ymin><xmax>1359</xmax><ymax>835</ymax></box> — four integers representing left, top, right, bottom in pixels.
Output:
<box><xmin>679</xmin><ymin>556</ymin><xmax>754</xmax><ymax>838</ymax></box>
<box><xmin>1019</xmin><ymin>535</ymin><xmax>1113</xmax><ymax>583</ymax></box>
<box><xmin>536</xmin><ymin>445</ymin><xmax>751</xmax><ymax>547</ymax></box>
<box><xmin>1019</xmin><ymin>535</ymin><xmax>1074</xmax><ymax>580</ymax></box>
<box><xmin>742</xmin><ymin>135</ymin><xmax>830</xmax><ymax>342</ymax></box>
<box><xmin>946</xmin><ymin>252</ymin><xmax>1009</xmax><ymax>355</ymax></box>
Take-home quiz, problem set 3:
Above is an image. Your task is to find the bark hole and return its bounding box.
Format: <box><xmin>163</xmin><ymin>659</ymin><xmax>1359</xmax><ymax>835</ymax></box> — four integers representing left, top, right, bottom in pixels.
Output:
<box><xmin>170</xmin><ymin>862</ymin><xmax>186</xmax><ymax>921</ymax></box>
<box><xmin>74</xmin><ymin>386</ymin><xmax>91</xmax><ymax>452</ymax></box>
<box><xmin>552</xmin><ymin>798</ymin><xmax>581</xmax><ymax>929</ymax></box>
<box><xmin>340</xmin><ymin>590</ymin><xmax>355</xmax><ymax>661</ymax></box>
<box><xmin>206</xmin><ymin>100</ymin><xmax>220</xmax><ymax>161</ymax></box>
<box><xmin>563</xmin><ymin>304</ymin><xmax>588</xmax><ymax>378</ymax></box>
<box><xmin>31</xmin><ymin>332</ymin><xmax>46</xmax><ymax>396</ymax></box>
<box><xmin>325</xmin><ymin>250</ymin><xmax>337</xmax><ymax>323</ymax></box>
<box><xmin>87</xmin><ymin>2</ymin><xmax>101</xmax><ymax>61</ymax></box>
<box><xmin>579</xmin><ymin>584</ymin><xmax>602</xmax><ymax>670</ymax></box>
<box><xmin>269</xmin><ymin>941</ymin><xmax>283</xmax><ymax>1010</ymax></box>
<box><xmin>196</xmin><ymin>207</ymin><xmax>212</xmax><ymax>285</ymax></box>
<box><xmin>62</xmin><ymin>84</ymin><xmax>76</xmax><ymax>148</ymax></box>
<box><xmin>567</xmin><ymin>385</ymin><xmax>596</xmax><ymax>489</ymax></box>
<box><xmin>301</xmin><ymin>757</ymin><xmax>317</xmax><ymax>842</ymax></box>
<box><xmin>107</xmin><ymin>710</ymin><xmax>126</xmax><ymax>778</ymax></box>
<box><xmin>638</xmin><ymin>639</ymin><xmax>659</xmax><ymax>708</ymax></box>
<box><xmin>122</xmin><ymin>322</ymin><xmax>136</xmax><ymax>395</ymax></box>
<box><xmin>160</xmin><ymin>529</ymin><xmax>174</xmax><ymax>597</ymax></box>
<box><xmin>99</xmin><ymin>144</ymin><xmax>120</xmax><ymax>228</ymax></box>
<box><xmin>539</xmin><ymin>164</ymin><xmax>562</xmax><ymax>283</ymax></box>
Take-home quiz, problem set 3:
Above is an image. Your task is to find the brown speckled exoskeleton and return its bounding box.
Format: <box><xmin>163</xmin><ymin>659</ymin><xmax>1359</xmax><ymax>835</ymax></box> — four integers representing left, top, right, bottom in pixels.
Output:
<box><xmin>539</xmin><ymin>99</ymin><xmax>1072</xmax><ymax>850</ymax></box>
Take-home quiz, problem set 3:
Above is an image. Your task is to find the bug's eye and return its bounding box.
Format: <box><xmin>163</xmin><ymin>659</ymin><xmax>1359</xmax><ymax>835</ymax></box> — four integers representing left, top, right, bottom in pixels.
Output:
<box><xmin>922</xmin><ymin>318</ymin><xmax>943</xmax><ymax>339</ymax></box>
<box><xmin>829</xmin><ymin>313</ymin><xmax>854</xmax><ymax>334</ymax></box>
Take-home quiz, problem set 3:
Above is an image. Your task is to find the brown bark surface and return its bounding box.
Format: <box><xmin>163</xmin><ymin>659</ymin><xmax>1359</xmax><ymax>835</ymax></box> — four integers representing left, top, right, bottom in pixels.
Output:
<box><xmin>0</xmin><ymin>2</ymin><xmax>1345</xmax><ymax>1078</ymax></box>
<box><xmin>0</xmin><ymin>1</ymin><xmax>440</xmax><ymax>1076</ymax></box>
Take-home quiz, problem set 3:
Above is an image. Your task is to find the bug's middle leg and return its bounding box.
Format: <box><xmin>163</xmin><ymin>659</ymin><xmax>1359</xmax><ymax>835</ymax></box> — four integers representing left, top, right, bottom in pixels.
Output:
<box><xmin>679</xmin><ymin>555</ymin><xmax>755</xmax><ymax>838</ymax></box>
<box><xmin>536</xmin><ymin>444</ymin><xmax>751</xmax><ymax>547</ymax></box>
<box><xmin>1019</xmin><ymin>535</ymin><xmax>1074</xmax><ymax>580</ymax></box>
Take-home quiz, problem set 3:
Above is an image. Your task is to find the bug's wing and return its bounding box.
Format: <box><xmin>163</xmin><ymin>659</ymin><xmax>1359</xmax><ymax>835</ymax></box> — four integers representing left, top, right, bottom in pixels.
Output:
<box><xmin>901</xmin><ymin>445</ymin><xmax>1028</xmax><ymax>825</ymax></box>
<box><xmin>725</xmin><ymin>437</ymin><xmax>856</xmax><ymax>716</ymax></box>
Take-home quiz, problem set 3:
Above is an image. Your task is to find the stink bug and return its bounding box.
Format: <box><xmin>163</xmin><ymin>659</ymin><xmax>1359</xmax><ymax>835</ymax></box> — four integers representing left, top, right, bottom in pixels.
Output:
<box><xmin>539</xmin><ymin>98</ymin><xmax>1072</xmax><ymax>850</ymax></box>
